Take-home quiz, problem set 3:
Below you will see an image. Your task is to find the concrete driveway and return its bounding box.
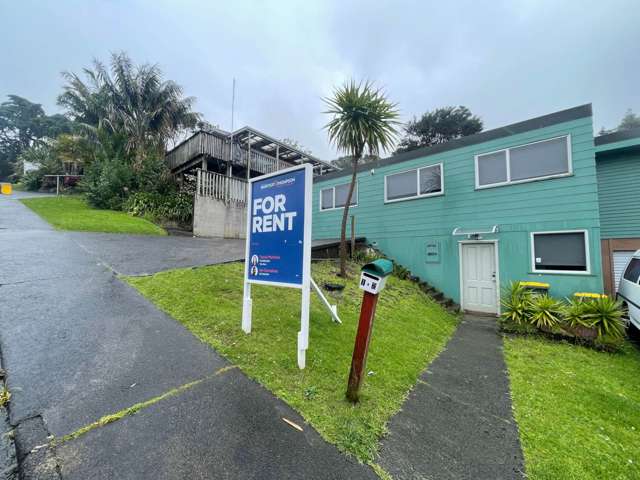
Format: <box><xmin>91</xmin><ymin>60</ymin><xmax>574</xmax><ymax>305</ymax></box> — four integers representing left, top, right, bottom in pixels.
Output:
<box><xmin>0</xmin><ymin>194</ymin><xmax>375</xmax><ymax>479</ymax></box>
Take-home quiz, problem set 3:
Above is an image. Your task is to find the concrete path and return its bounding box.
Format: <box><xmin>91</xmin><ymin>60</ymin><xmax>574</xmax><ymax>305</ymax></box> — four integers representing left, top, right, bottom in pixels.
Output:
<box><xmin>378</xmin><ymin>314</ymin><xmax>526</xmax><ymax>480</ymax></box>
<box><xmin>0</xmin><ymin>195</ymin><xmax>375</xmax><ymax>479</ymax></box>
<box><xmin>68</xmin><ymin>232</ymin><xmax>245</xmax><ymax>275</ymax></box>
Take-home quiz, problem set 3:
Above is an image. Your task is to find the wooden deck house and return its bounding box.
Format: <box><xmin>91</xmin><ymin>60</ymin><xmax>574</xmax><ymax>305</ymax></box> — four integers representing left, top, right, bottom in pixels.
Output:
<box><xmin>165</xmin><ymin>125</ymin><xmax>339</xmax><ymax>237</ymax></box>
<box><xmin>167</xmin><ymin>126</ymin><xmax>338</xmax><ymax>179</ymax></box>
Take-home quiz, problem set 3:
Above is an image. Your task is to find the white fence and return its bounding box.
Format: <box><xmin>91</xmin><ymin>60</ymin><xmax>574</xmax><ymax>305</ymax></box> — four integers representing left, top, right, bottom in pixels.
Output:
<box><xmin>196</xmin><ymin>169</ymin><xmax>247</xmax><ymax>206</ymax></box>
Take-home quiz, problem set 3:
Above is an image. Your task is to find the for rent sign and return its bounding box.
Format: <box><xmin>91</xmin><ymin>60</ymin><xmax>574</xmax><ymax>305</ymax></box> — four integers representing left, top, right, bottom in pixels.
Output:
<box><xmin>245</xmin><ymin>165</ymin><xmax>309</xmax><ymax>287</ymax></box>
<box><xmin>242</xmin><ymin>164</ymin><xmax>313</xmax><ymax>368</ymax></box>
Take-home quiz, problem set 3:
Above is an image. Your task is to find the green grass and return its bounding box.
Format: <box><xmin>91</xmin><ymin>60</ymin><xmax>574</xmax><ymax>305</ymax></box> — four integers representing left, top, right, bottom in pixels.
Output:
<box><xmin>20</xmin><ymin>196</ymin><xmax>166</xmax><ymax>235</ymax></box>
<box><xmin>125</xmin><ymin>261</ymin><xmax>458</xmax><ymax>463</ymax></box>
<box><xmin>504</xmin><ymin>335</ymin><xmax>640</xmax><ymax>479</ymax></box>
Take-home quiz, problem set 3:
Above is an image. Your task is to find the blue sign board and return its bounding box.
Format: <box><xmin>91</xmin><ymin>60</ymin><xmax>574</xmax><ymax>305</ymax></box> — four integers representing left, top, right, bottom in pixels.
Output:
<box><xmin>245</xmin><ymin>165</ymin><xmax>310</xmax><ymax>287</ymax></box>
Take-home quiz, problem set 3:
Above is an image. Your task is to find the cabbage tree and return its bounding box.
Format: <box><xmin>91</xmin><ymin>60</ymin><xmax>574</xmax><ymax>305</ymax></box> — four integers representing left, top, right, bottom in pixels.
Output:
<box><xmin>324</xmin><ymin>81</ymin><xmax>399</xmax><ymax>276</ymax></box>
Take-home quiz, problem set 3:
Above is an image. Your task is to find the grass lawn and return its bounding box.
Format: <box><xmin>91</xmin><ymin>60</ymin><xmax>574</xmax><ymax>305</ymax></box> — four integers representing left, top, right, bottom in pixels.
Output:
<box><xmin>504</xmin><ymin>335</ymin><xmax>640</xmax><ymax>479</ymax></box>
<box><xmin>125</xmin><ymin>261</ymin><xmax>458</xmax><ymax>465</ymax></box>
<box><xmin>20</xmin><ymin>196</ymin><xmax>166</xmax><ymax>235</ymax></box>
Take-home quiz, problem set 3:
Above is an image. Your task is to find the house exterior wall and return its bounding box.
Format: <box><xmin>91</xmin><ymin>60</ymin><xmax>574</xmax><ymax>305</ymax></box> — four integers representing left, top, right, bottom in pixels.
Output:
<box><xmin>312</xmin><ymin>114</ymin><xmax>604</xmax><ymax>305</ymax></box>
<box><xmin>595</xmin><ymin>148</ymin><xmax>640</xmax><ymax>293</ymax></box>
<box><xmin>596</xmin><ymin>150</ymin><xmax>640</xmax><ymax>239</ymax></box>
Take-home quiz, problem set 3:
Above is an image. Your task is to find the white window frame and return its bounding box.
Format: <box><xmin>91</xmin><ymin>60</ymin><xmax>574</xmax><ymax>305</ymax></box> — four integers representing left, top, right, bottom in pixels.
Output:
<box><xmin>319</xmin><ymin>181</ymin><xmax>358</xmax><ymax>212</ymax></box>
<box><xmin>384</xmin><ymin>163</ymin><xmax>444</xmax><ymax>204</ymax></box>
<box><xmin>530</xmin><ymin>229</ymin><xmax>591</xmax><ymax>275</ymax></box>
<box><xmin>475</xmin><ymin>135</ymin><xmax>572</xmax><ymax>189</ymax></box>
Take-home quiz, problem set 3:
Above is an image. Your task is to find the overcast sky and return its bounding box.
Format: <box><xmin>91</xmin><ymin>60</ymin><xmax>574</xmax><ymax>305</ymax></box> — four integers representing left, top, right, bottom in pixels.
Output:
<box><xmin>1</xmin><ymin>0</ymin><xmax>639</xmax><ymax>159</ymax></box>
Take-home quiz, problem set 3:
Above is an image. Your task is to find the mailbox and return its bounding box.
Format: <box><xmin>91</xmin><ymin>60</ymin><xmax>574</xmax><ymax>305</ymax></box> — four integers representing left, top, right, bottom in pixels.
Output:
<box><xmin>348</xmin><ymin>258</ymin><xmax>394</xmax><ymax>402</ymax></box>
<box><xmin>359</xmin><ymin>259</ymin><xmax>393</xmax><ymax>295</ymax></box>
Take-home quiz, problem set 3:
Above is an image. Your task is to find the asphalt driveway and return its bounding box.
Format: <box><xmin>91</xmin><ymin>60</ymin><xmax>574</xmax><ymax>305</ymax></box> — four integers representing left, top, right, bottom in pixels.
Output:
<box><xmin>68</xmin><ymin>232</ymin><xmax>244</xmax><ymax>276</ymax></box>
<box><xmin>0</xmin><ymin>194</ymin><xmax>375</xmax><ymax>479</ymax></box>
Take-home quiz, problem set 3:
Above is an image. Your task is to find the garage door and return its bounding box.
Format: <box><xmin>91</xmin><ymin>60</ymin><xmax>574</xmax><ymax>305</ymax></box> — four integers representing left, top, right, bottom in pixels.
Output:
<box><xmin>613</xmin><ymin>251</ymin><xmax>635</xmax><ymax>292</ymax></box>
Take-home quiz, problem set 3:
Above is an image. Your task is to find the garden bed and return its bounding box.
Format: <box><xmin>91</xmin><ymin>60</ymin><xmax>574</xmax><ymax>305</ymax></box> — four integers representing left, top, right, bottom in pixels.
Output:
<box><xmin>500</xmin><ymin>282</ymin><xmax>626</xmax><ymax>352</ymax></box>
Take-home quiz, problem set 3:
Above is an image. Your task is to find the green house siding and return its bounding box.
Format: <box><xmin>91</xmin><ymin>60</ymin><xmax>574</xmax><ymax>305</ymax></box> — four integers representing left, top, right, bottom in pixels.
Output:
<box><xmin>596</xmin><ymin>150</ymin><xmax>640</xmax><ymax>239</ymax></box>
<box><xmin>313</xmin><ymin>115</ymin><xmax>603</xmax><ymax>304</ymax></box>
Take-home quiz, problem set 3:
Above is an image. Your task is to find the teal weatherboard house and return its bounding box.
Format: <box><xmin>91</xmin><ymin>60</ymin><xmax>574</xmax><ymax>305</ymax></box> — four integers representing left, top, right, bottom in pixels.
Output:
<box><xmin>595</xmin><ymin>127</ymin><xmax>640</xmax><ymax>295</ymax></box>
<box><xmin>312</xmin><ymin>105</ymin><xmax>629</xmax><ymax>314</ymax></box>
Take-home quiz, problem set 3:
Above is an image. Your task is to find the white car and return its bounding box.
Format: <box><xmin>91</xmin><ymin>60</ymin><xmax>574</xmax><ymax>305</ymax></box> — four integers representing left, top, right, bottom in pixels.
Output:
<box><xmin>617</xmin><ymin>250</ymin><xmax>640</xmax><ymax>330</ymax></box>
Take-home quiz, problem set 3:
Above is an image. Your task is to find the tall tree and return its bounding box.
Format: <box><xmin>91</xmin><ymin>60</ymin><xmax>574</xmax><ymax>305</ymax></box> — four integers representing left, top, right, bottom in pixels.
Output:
<box><xmin>324</xmin><ymin>81</ymin><xmax>400</xmax><ymax>276</ymax></box>
<box><xmin>58</xmin><ymin>52</ymin><xmax>200</xmax><ymax>169</ymax></box>
<box><xmin>331</xmin><ymin>154</ymin><xmax>379</xmax><ymax>170</ymax></box>
<box><xmin>598</xmin><ymin>108</ymin><xmax>640</xmax><ymax>135</ymax></box>
<box><xmin>0</xmin><ymin>95</ymin><xmax>73</xmax><ymax>180</ymax></box>
<box><xmin>396</xmin><ymin>106</ymin><xmax>482</xmax><ymax>153</ymax></box>
<box><xmin>617</xmin><ymin>109</ymin><xmax>640</xmax><ymax>131</ymax></box>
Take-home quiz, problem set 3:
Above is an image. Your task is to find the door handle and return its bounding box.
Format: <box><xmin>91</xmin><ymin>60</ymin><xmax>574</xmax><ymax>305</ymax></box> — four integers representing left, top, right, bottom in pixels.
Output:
<box><xmin>491</xmin><ymin>272</ymin><xmax>496</xmax><ymax>281</ymax></box>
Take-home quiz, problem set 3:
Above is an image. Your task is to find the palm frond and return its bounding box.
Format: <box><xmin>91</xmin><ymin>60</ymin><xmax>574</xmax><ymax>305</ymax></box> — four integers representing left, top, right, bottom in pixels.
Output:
<box><xmin>323</xmin><ymin>80</ymin><xmax>400</xmax><ymax>159</ymax></box>
<box><xmin>57</xmin><ymin>52</ymin><xmax>201</xmax><ymax>161</ymax></box>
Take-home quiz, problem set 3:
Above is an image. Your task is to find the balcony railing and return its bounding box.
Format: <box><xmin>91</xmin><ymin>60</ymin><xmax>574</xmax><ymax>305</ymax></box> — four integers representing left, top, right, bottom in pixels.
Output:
<box><xmin>196</xmin><ymin>169</ymin><xmax>247</xmax><ymax>206</ymax></box>
<box><xmin>168</xmin><ymin>131</ymin><xmax>293</xmax><ymax>175</ymax></box>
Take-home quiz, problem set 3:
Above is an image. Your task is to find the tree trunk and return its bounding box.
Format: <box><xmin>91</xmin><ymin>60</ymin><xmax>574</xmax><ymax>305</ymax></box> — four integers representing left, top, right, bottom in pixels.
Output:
<box><xmin>339</xmin><ymin>156</ymin><xmax>359</xmax><ymax>277</ymax></box>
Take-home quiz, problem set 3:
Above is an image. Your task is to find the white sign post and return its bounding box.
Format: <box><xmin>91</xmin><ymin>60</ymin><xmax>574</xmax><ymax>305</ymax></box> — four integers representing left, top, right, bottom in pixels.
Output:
<box><xmin>242</xmin><ymin>164</ymin><xmax>313</xmax><ymax>369</ymax></box>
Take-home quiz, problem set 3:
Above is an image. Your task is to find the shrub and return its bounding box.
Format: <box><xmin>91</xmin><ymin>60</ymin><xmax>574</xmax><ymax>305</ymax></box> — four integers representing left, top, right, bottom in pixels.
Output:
<box><xmin>82</xmin><ymin>156</ymin><xmax>135</xmax><ymax>210</ymax></box>
<box><xmin>528</xmin><ymin>294</ymin><xmax>564</xmax><ymax>330</ymax></box>
<box><xmin>582</xmin><ymin>296</ymin><xmax>625</xmax><ymax>340</ymax></box>
<box><xmin>352</xmin><ymin>247</ymin><xmax>383</xmax><ymax>265</ymax></box>
<box><xmin>499</xmin><ymin>285</ymin><xmax>626</xmax><ymax>351</ymax></box>
<box><xmin>14</xmin><ymin>143</ymin><xmax>64</xmax><ymax>191</ymax></box>
<box><xmin>563</xmin><ymin>298</ymin><xmax>591</xmax><ymax>328</ymax></box>
<box><xmin>20</xmin><ymin>170</ymin><xmax>44</xmax><ymax>191</ymax></box>
<box><xmin>392</xmin><ymin>262</ymin><xmax>410</xmax><ymax>279</ymax></box>
<box><xmin>124</xmin><ymin>191</ymin><xmax>193</xmax><ymax>224</ymax></box>
<box><xmin>500</xmin><ymin>282</ymin><xmax>532</xmax><ymax>325</ymax></box>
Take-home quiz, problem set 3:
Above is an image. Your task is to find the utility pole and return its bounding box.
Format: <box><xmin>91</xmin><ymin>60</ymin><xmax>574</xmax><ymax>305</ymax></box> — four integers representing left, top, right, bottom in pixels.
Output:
<box><xmin>229</xmin><ymin>78</ymin><xmax>236</xmax><ymax>166</ymax></box>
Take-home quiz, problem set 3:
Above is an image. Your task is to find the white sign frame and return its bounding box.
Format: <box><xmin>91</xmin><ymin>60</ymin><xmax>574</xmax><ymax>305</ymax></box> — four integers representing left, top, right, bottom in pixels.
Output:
<box><xmin>241</xmin><ymin>163</ymin><xmax>313</xmax><ymax>369</ymax></box>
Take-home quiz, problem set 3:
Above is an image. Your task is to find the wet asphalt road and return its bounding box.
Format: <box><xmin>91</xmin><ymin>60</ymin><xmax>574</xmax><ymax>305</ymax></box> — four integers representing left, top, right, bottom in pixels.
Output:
<box><xmin>0</xmin><ymin>194</ymin><xmax>375</xmax><ymax>479</ymax></box>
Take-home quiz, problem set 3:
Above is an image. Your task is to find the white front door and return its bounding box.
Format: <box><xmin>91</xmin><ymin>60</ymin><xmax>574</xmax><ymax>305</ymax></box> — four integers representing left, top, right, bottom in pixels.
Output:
<box><xmin>461</xmin><ymin>243</ymin><xmax>498</xmax><ymax>314</ymax></box>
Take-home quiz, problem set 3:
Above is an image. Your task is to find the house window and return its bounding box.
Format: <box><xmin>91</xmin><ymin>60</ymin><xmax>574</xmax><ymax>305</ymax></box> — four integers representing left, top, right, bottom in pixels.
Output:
<box><xmin>623</xmin><ymin>258</ymin><xmax>640</xmax><ymax>283</ymax></box>
<box><xmin>477</xmin><ymin>151</ymin><xmax>507</xmax><ymax>186</ymax></box>
<box><xmin>385</xmin><ymin>163</ymin><xmax>443</xmax><ymax>203</ymax></box>
<box><xmin>476</xmin><ymin>135</ymin><xmax>571</xmax><ymax>188</ymax></box>
<box><xmin>319</xmin><ymin>182</ymin><xmax>357</xmax><ymax>211</ymax></box>
<box><xmin>531</xmin><ymin>231</ymin><xmax>589</xmax><ymax>273</ymax></box>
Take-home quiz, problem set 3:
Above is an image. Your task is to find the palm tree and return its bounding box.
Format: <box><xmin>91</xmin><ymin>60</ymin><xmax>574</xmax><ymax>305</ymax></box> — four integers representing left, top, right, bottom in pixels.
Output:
<box><xmin>58</xmin><ymin>52</ymin><xmax>200</xmax><ymax>169</ymax></box>
<box><xmin>324</xmin><ymin>81</ymin><xmax>400</xmax><ymax>276</ymax></box>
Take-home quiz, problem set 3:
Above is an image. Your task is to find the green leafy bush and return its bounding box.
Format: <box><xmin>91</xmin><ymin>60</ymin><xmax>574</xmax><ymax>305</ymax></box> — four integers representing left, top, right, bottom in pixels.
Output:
<box><xmin>82</xmin><ymin>133</ymin><xmax>181</xmax><ymax>212</ymax></box>
<box><xmin>124</xmin><ymin>191</ymin><xmax>193</xmax><ymax>224</ymax></box>
<box><xmin>392</xmin><ymin>262</ymin><xmax>411</xmax><ymax>279</ymax></box>
<box><xmin>528</xmin><ymin>294</ymin><xmax>564</xmax><ymax>330</ymax></box>
<box><xmin>563</xmin><ymin>298</ymin><xmax>591</xmax><ymax>328</ymax></box>
<box><xmin>83</xmin><ymin>156</ymin><xmax>135</xmax><ymax>210</ymax></box>
<box><xmin>351</xmin><ymin>247</ymin><xmax>383</xmax><ymax>265</ymax></box>
<box><xmin>583</xmin><ymin>296</ymin><xmax>625</xmax><ymax>340</ymax></box>
<box><xmin>21</xmin><ymin>170</ymin><xmax>45</xmax><ymax>191</ymax></box>
<box><xmin>500</xmin><ymin>282</ymin><xmax>532</xmax><ymax>325</ymax></box>
<box><xmin>13</xmin><ymin>143</ymin><xmax>64</xmax><ymax>191</ymax></box>
<box><xmin>499</xmin><ymin>285</ymin><xmax>626</xmax><ymax>351</ymax></box>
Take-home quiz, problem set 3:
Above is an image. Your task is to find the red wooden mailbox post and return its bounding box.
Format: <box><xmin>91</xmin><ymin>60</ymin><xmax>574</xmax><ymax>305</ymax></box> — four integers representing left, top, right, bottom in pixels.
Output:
<box><xmin>346</xmin><ymin>259</ymin><xmax>393</xmax><ymax>403</ymax></box>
